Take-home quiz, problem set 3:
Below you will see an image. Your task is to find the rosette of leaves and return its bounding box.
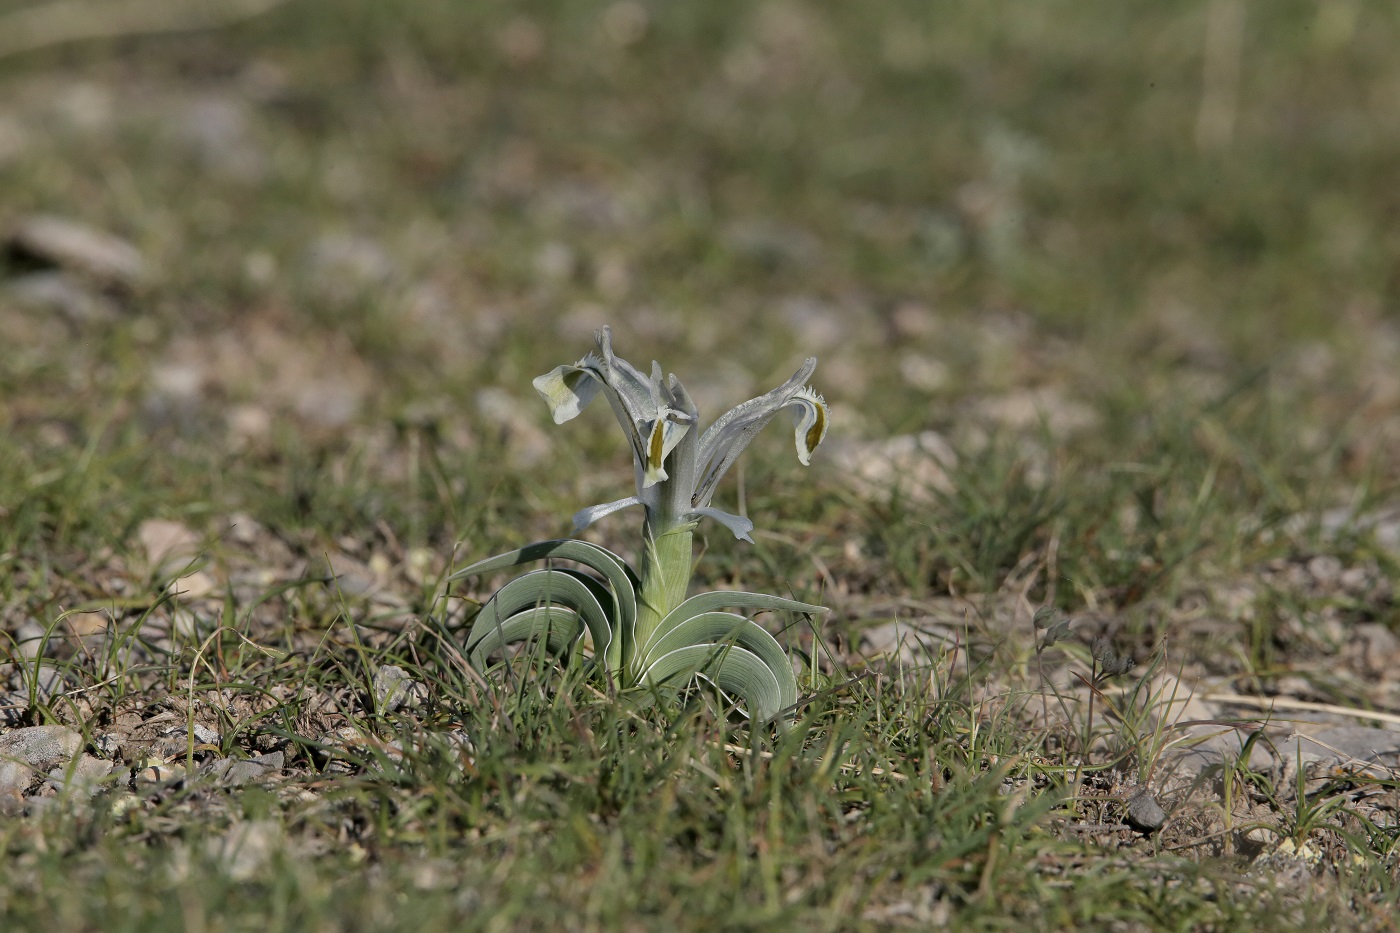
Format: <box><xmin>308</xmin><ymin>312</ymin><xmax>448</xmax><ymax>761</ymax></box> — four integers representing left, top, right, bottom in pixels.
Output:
<box><xmin>451</xmin><ymin>327</ymin><xmax>830</xmax><ymax>721</ymax></box>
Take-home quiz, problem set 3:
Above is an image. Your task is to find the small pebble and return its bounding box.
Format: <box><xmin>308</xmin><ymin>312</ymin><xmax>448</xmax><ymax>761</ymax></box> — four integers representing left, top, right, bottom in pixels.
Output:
<box><xmin>1125</xmin><ymin>791</ymin><xmax>1168</xmax><ymax>832</ymax></box>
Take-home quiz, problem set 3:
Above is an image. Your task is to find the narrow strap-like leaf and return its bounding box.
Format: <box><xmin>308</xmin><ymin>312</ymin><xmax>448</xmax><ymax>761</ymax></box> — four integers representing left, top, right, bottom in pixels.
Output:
<box><xmin>638</xmin><ymin>611</ymin><xmax>797</xmax><ymax>711</ymax></box>
<box><xmin>641</xmin><ymin>643</ymin><xmax>785</xmax><ymax>722</ymax></box>
<box><xmin>640</xmin><ymin>591</ymin><xmax>825</xmax><ymax>661</ymax></box>
<box><xmin>465</xmin><ymin>569</ymin><xmax>615</xmax><ymax>672</ymax></box>
<box><xmin>466</xmin><ymin>606</ymin><xmax>583</xmax><ymax>669</ymax></box>
<box><xmin>451</xmin><ymin>540</ymin><xmax>636</xmax><ymax>671</ymax></box>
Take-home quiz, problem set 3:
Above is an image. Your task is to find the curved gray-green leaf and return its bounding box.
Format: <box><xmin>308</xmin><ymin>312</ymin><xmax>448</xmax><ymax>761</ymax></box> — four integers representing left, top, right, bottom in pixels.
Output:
<box><xmin>452</xmin><ymin>540</ymin><xmax>636</xmax><ymax>671</ymax></box>
<box><xmin>642</xmin><ymin>643</ymin><xmax>786</xmax><ymax>722</ymax></box>
<box><xmin>638</xmin><ymin>611</ymin><xmax>797</xmax><ymax>711</ymax></box>
<box><xmin>466</xmin><ymin>606</ymin><xmax>583</xmax><ymax>669</ymax></box>
<box><xmin>450</xmin><ymin>539</ymin><xmax>632</xmax><ymax>588</ymax></box>
<box><xmin>465</xmin><ymin>569</ymin><xmax>615</xmax><ymax>672</ymax></box>
<box><xmin>641</xmin><ymin>591</ymin><xmax>825</xmax><ymax>661</ymax></box>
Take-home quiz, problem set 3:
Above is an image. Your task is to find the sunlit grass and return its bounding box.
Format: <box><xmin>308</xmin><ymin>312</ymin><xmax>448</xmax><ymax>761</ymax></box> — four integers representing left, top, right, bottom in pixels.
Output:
<box><xmin>0</xmin><ymin>0</ymin><xmax>1397</xmax><ymax>928</ymax></box>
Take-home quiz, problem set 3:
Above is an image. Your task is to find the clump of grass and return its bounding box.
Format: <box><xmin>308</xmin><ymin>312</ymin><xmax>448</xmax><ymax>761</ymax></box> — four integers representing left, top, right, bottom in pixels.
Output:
<box><xmin>2</xmin><ymin>0</ymin><xmax>1399</xmax><ymax>927</ymax></box>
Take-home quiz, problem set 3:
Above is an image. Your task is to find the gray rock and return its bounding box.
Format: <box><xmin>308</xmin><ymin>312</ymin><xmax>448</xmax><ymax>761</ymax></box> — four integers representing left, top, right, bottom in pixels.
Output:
<box><xmin>0</xmin><ymin>725</ymin><xmax>83</xmax><ymax>767</ymax></box>
<box><xmin>475</xmin><ymin>388</ymin><xmax>551</xmax><ymax>467</ymax></box>
<box><xmin>26</xmin><ymin>663</ymin><xmax>71</xmax><ymax>702</ymax></box>
<box><xmin>192</xmin><ymin>724</ymin><xmax>221</xmax><ymax>746</ymax></box>
<box><xmin>7</xmin><ymin>214</ymin><xmax>147</xmax><ymax>288</ymax></box>
<box><xmin>1162</xmin><ymin>723</ymin><xmax>1279</xmax><ymax>779</ymax></box>
<box><xmin>1353</xmin><ymin>623</ymin><xmax>1400</xmax><ymax>675</ymax></box>
<box><xmin>373</xmin><ymin>665</ymin><xmax>424</xmax><ymax>713</ymax></box>
<box><xmin>227</xmin><ymin>760</ymin><xmax>266</xmax><ymax>785</ymax></box>
<box><xmin>0</xmin><ymin>725</ymin><xmax>83</xmax><ymax>798</ymax></box>
<box><xmin>1279</xmin><ymin>725</ymin><xmax>1400</xmax><ymax>779</ymax></box>
<box><xmin>0</xmin><ymin>693</ymin><xmax>24</xmax><ymax>728</ymax></box>
<box><xmin>1165</xmin><ymin>720</ymin><xmax>1400</xmax><ymax>792</ymax></box>
<box><xmin>309</xmin><ymin>553</ymin><xmax>378</xmax><ymax>598</ymax></box>
<box><xmin>827</xmin><ymin>431</ymin><xmax>958</xmax><ymax>503</ymax></box>
<box><xmin>0</xmin><ymin>787</ymin><xmax>24</xmax><ymax>814</ymax></box>
<box><xmin>11</xmin><ymin>618</ymin><xmax>49</xmax><ymax>661</ymax></box>
<box><xmin>1318</xmin><ymin>506</ymin><xmax>1400</xmax><ymax>554</ymax></box>
<box><xmin>442</xmin><ymin>729</ymin><xmax>475</xmax><ymax>761</ymax></box>
<box><xmin>972</xmin><ymin>387</ymin><xmax>1100</xmax><ymax>437</ymax></box>
<box><xmin>202</xmin><ymin>751</ymin><xmax>284</xmax><ymax>787</ymax></box>
<box><xmin>7</xmin><ymin>271</ymin><xmax>120</xmax><ymax>324</ymax></box>
<box><xmin>171</xmin><ymin>95</ymin><xmax>267</xmax><ymax>181</ymax></box>
<box><xmin>1125</xmin><ymin>792</ymin><xmax>1168</xmax><ymax>832</ymax></box>
<box><xmin>47</xmin><ymin>754</ymin><xmax>113</xmax><ymax>797</ymax></box>
<box><xmin>137</xmin><ymin>518</ymin><xmax>202</xmax><ymax>576</ymax></box>
<box><xmin>0</xmin><ymin>760</ymin><xmax>34</xmax><ymax>798</ymax></box>
<box><xmin>723</xmin><ymin>219</ymin><xmax>821</xmax><ymax>269</ymax></box>
<box><xmin>0</xmin><ymin>115</ymin><xmax>25</xmax><ymax>165</ymax></box>
<box><xmin>92</xmin><ymin>733</ymin><xmax>123</xmax><ymax>757</ymax></box>
<box><xmin>305</xmin><ymin>233</ymin><xmax>392</xmax><ymax>291</ymax></box>
<box><xmin>22</xmin><ymin>796</ymin><xmax>58</xmax><ymax>817</ymax></box>
<box><xmin>859</xmin><ymin>619</ymin><xmax>960</xmax><ymax>665</ymax></box>
<box><xmin>135</xmin><ymin>760</ymin><xmax>185</xmax><ymax>784</ymax></box>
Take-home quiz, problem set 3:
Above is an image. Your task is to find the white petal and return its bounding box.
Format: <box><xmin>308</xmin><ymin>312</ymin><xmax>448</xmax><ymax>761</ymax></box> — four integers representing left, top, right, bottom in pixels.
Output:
<box><xmin>595</xmin><ymin>327</ymin><xmax>660</xmax><ymax>425</ymax></box>
<box><xmin>688</xmin><ymin>507</ymin><xmax>755</xmax><ymax>542</ymax></box>
<box><xmin>532</xmin><ymin>360</ymin><xmax>602</xmax><ymax>424</ymax></box>
<box><xmin>640</xmin><ymin>412</ymin><xmax>692</xmax><ymax>488</ymax></box>
<box><xmin>698</xmin><ymin>358</ymin><xmax>817</xmax><ymax>454</ymax></box>
<box><xmin>789</xmin><ymin>387</ymin><xmax>829</xmax><ymax>466</ymax></box>
<box><xmin>572</xmin><ymin>496</ymin><xmax>645</xmax><ymax>531</ymax></box>
<box><xmin>691</xmin><ymin>359</ymin><xmax>823</xmax><ymax>508</ymax></box>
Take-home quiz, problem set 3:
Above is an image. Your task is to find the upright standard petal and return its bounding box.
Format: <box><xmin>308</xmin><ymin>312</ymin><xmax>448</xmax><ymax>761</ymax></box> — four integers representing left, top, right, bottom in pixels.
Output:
<box><xmin>586</xmin><ymin>327</ymin><xmax>693</xmax><ymax>489</ymax></box>
<box><xmin>594</xmin><ymin>327</ymin><xmax>661</xmax><ymax>427</ymax></box>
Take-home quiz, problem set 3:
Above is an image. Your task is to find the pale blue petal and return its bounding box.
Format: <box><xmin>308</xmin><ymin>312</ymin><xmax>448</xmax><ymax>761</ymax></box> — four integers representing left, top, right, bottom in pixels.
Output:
<box><xmin>572</xmin><ymin>496</ymin><xmax>645</xmax><ymax>531</ymax></box>
<box><xmin>688</xmin><ymin>507</ymin><xmax>755</xmax><ymax>542</ymax></box>
<box><xmin>691</xmin><ymin>359</ymin><xmax>821</xmax><ymax>508</ymax></box>
<box><xmin>697</xmin><ymin>358</ymin><xmax>816</xmax><ymax>456</ymax></box>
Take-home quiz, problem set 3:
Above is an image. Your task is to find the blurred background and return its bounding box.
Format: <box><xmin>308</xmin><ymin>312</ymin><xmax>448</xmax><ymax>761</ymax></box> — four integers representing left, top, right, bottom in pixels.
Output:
<box><xmin>2</xmin><ymin>0</ymin><xmax>1397</xmax><ymax>612</ymax></box>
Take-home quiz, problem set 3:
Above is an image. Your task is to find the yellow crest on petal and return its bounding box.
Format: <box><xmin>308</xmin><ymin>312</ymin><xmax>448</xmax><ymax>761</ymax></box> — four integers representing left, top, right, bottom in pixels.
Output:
<box><xmin>791</xmin><ymin>387</ymin><xmax>828</xmax><ymax>466</ymax></box>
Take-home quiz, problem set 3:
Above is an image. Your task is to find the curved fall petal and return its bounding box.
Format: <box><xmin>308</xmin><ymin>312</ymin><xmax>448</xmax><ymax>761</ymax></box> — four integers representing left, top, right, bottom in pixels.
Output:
<box><xmin>687</xmin><ymin>507</ymin><xmax>755</xmax><ymax>542</ymax></box>
<box><xmin>697</xmin><ymin>358</ymin><xmax>817</xmax><ymax>454</ymax></box>
<box><xmin>572</xmin><ymin>496</ymin><xmax>645</xmax><ymax>531</ymax></box>
<box><xmin>532</xmin><ymin>357</ymin><xmax>604</xmax><ymax>424</ymax></box>
<box><xmin>788</xmin><ymin>386</ymin><xmax>829</xmax><ymax>466</ymax></box>
<box><xmin>690</xmin><ymin>359</ymin><xmax>822</xmax><ymax>509</ymax></box>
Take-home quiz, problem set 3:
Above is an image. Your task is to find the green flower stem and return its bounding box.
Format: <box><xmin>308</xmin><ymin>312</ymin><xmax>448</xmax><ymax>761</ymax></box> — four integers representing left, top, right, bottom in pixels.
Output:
<box><xmin>629</xmin><ymin>520</ymin><xmax>696</xmax><ymax>676</ymax></box>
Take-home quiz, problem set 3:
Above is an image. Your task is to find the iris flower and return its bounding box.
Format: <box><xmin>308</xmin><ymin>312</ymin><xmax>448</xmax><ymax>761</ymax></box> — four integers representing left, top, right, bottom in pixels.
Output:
<box><xmin>452</xmin><ymin>326</ymin><xmax>829</xmax><ymax>720</ymax></box>
<box><xmin>533</xmin><ymin>325</ymin><xmax>829</xmax><ymax>542</ymax></box>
